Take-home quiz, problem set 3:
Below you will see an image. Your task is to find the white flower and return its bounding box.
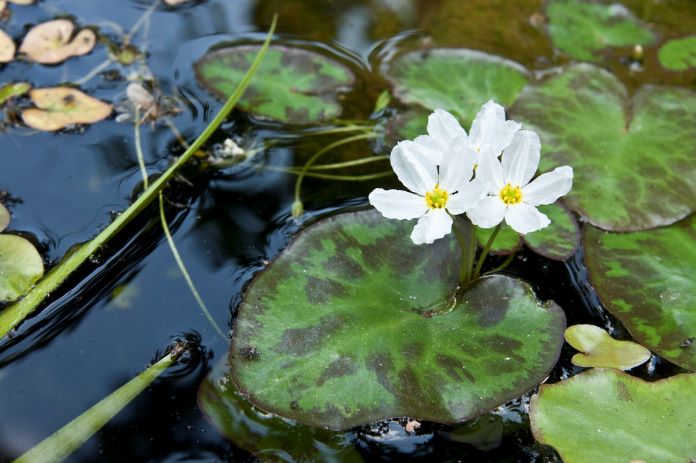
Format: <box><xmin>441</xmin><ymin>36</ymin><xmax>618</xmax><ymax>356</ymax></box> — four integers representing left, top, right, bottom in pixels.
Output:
<box><xmin>410</xmin><ymin>101</ymin><xmax>521</xmax><ymax>165</ymax></box>
<box><xmin>467</xmin><ymin>130</ymin><xmax>573</xmax><ymax>234</ymax></box>
<box><xmin>369</xmin><ymin>136</ymin><xmax>485</xmax><ymax>245</ymax></box>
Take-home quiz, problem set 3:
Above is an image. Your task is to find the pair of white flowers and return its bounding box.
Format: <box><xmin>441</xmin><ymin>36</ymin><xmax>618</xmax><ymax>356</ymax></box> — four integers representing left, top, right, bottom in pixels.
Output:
<box><xmin>369</xmin><ymin>101</ymin><xmax>573</xmax><ymax>244</ymax></box>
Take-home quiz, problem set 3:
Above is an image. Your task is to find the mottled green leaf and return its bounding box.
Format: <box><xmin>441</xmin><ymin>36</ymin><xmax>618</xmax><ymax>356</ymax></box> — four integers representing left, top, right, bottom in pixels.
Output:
<box><xmin>530</xmin><ymin>369</ymin><xmax>696</xmax><ymax>463</ymax></box>
<box><xmin>658</xmin><ymin>36</ymin><xmax>696</xmax><ymax>71</ymax></box>
<box><xmin>0</xmin><ymin>234</ymin><xmax>44</xmax><ymax>303</ymax></box>
<box><xmin>230</xmin><ymin>209</ymin><xmax>565</xmax><ymax>430</ymax></box>
<box><xmin>546</xmin><ymin>0</ymin><xmax>656</xmax><ymax>62</ymax></box>
<box><xmin>382</xmin><ymin>48</ymin><xmax>528</xmax><ymax>123</ymax></box>
<box><xmin>194</xmin><ymin>45</ymin><xmax>355</xmax><ymax>124</ymax></box>
<box><xmin>584</xmin><ymin>216</ymin><xmax>696</xmax><ymax>370</ymax></box>
<box><xmin>199</xmin><ymin>359</ymin><xmax>363</xmax><ymax>462</ymax></box>
<box><xmin>565</xmin><ymin>324</ymin><xmax>651</xmax><ymax>370</ymax></box>
<box><xmin>477</xmin><ymin>225</ymin><xmax>522</xmax><ymax>256</ymax></box>
<box><xmin>0</xmin><ymin>203</ymin><xmax>9</xmax><ymax>233</ymax></box>
<box><xmin>512</xmin><ymin>64</ymin><xmax>696</xmax><ymax>231</ymax></box>
<box><xmin>523</xmin><ymin>203</ymin><xmax>579</xmax><ymax>261</ymax></box>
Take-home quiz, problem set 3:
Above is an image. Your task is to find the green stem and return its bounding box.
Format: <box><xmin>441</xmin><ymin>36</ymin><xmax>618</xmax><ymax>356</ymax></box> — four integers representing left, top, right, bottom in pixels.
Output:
<box><xmin>303</xmin><ymin>155</ymin><xmax>389</xmax><ymax>170</ymax></box>
<box><xmin>482</xmin><ymin>253</ymin><xmax>516</xmax><ymax>276</ymax></box>
<box><xmin>473</xmin><ymin>223</ymin><xmax>502</xmax><ymax>279</ymax></box>
<box><xmin>278</xmin><ymin>168</ymin><xmax>392</xmax><ymax>181</ymax></box>
<box><xmin>301</xmin><ymin>125</ymin><xmax>375</xmax><ymax>137</ymax></box>
<box><xmin>0</xmin><ymin>15</ymin><xmax>278</xmax><ymax>338</ymax></box>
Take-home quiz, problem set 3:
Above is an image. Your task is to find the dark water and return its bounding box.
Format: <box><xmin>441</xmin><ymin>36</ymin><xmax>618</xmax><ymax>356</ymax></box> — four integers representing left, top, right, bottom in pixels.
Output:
<box><xmin>0</xmin><ymin>0</ymin><xmax>692</xmax><ymax>461</ymax></box>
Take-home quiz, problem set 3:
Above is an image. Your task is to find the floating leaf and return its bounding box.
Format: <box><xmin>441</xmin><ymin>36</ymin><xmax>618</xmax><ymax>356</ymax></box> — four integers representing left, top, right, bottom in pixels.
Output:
<box><xmin>658</xmin><ymin>36</ymin><xmax>696</xmax><ymax>71</ymax></box>
<box><xmin>523</xmin><ymin>202</ymin><xmax>579</xmax><ymax>261</ymax></box>
<box><xmin>565</xmin><ymin>324</ymin><xmax>651</xmax><ymax>370</ymax></box>
<box><xmin>477</xmin><ymin>225</ymin><xmax>522</xmax><ymax>256</ymax></box>
<box><xmin>382</xmin><ymin>48</ymin><xmax>529</xmax><ymax>123</ymax></box>
<box><xmin>0</xmin><ymin>82</ymin><xmax>30</xmax><ymax>106</ymax></box>
<box><xmin>195</xmin><ymin>45</ymin><xmax>355</xmax><ymax>124</ymax></box>
<box><xmin>0</xmin><ymin>202</ymin><xmax>9</xmax><ymax>232</ymax></box>
<box><xmin>19</xmin><ymin>19</ymin><xmax>96</xmax><ymax>64</ymax></box>
<box><xmin>530</xmin><ymin>369</ymin><xmax>696</xmax><ymax>463</ymax></box>
<box><xmin>546</xmin><ymin>0</ymin><xmax>656</xmax><ymax>62</ymax></box>
<box><xmin>0</xmin><ymin>234</ymin><xmax>44</xmax><ymax>303</ymax></box>
<box><xmin>385</xmin><ymin>107</ymin><xmax>429</xmax><ymax>145</ymax></box>
<box><xmin>22</xmin><ymin>87</ymin><xmax>112</xmax><ymax>131</ymax></box>
<box><xmin>230</xmin><ymin>209</ymin><xmax>565</xmax><ymax>430</ymax></box>
<box><xmin>0</xmin><ymin>29</ymin><xmax>14</xmax><ymax>63</ymax></box>
<box><xmin>584</xmin><ymin>217</ymin><xmax>696</xmax><ymax>370</ymax></box>
<box><xmin>512</xmin><ymin>63</ymin><xmax>696</xmax><ymax>231</ymax></box>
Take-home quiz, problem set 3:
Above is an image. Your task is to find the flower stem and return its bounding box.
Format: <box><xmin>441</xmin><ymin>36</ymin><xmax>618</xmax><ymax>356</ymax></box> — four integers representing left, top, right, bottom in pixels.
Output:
<box><xmin>482</xmin><ymin>253</ymin><xmax>515</xmax><ymax>276</ymax></box>
<box><xmin>473</xmin><ymin>223</ymin><xmax>502</xmax><ymax>279</ymax></box>
<box><xmin>303</xmin><ymin>154</ymin><xmax>389</xmax><ymax>170</ymax></box>
<box><xmin>267</xmin><ymin>166</ymin><xmax>392</xmax><ymax>181</ymax></box>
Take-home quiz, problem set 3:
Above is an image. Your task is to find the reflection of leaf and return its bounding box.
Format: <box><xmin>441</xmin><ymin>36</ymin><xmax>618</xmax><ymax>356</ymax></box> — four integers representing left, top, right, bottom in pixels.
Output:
<box><xmin>22</xmin><ymin>87</ymin><xmax>112</xmax><ymax>131</ymax></box>
<box><xmin>0</xmin><ymin>82</ymin><xmax>30</xmax><ymax>106</ymax></box>
<box><xmin>658</xmin><ymin>36</ymin><xmax>696</xmax><ymax>71</ymax></box>
<box><xmin>530</xmin><ymin>369</ymin><xmax>696</xmax><ymax>463</ymax></box>
<box><xmin>0</xmin><ymin>203</ymin><xmax>9</xmax><ymax>233</ymax></box>
<box><xmin>0</xmin><ymin>29</ymin><xmax>14</xmax><ymax>63</ymax></box>
<box><xmin>0</xmin><ymin>234</ymin><xmax>44</xmax><ymax>303</ymax></box>
<box><xmin>523</xmin><ymin>202</ymin><xmax>579</xmax><ymax>261</ymax></box>
<box><xmin>565</xmin><ymin>324</ymin><xmax>651</xmax><ymax>370</ymax></box>
<box><xmin>230</xmin><ymin>209</ymin><xmax>565</xmax><ymax>430</ymax></box>
<box><xmin>19</xmin><ymin>19</ymin><xmax>96</xmax><ymax>64</ymax></box>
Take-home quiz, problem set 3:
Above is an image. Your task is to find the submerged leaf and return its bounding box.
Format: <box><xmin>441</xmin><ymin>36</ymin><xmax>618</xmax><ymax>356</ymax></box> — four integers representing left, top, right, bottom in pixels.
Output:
<box><xmin>658</xmin><ymin>36</ymin><xmax>696</xmax><ymax>71</ymax></box>
<box><xmin>565</xmin><ymin>324</ymin><xmax>651</xmax><ymax>370</ymax></box>
<box><xmin>523</xmin><ymin>202</ymin><xmax>579</xmax><ymax>261</ymax></box>
<box><xmin>19</xmin><ymin>19</ymin><xmax>96</xmax><ymax>64</ymax></box>
<box><xmin>22</xmin><ymin>87</ymin><xmax>112</xmax><ymax>131</ymax></box>
<box><xmin>0</xmin><ymin>28</ymin><xmax>14</xmax><ymax>63</ymax></box>
<box><xmin>0</xmin><ymin>234</ymin><xmax>44</xmax><ymax>303</ymax></box>
<box><xmin>0</xmin><ymin>202</ymin><xmax>9</xmax><ymax>232</ymax></box>
<box><xmin>530</xmin><ymin>369</ymin><xmax>696</xmax><ymax>463</ymax></box>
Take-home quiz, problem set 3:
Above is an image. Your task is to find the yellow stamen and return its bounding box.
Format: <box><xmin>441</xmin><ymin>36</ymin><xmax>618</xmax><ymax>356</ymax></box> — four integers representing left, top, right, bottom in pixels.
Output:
<box><xmin>499</xmin><ymin>183</ymin><xmax>522</xmax><ymax>205</ymax></box>
<box><xmin>425</xmin><ymin>184</ymin><xmax>449</xmax><ymax>209</ymax></box>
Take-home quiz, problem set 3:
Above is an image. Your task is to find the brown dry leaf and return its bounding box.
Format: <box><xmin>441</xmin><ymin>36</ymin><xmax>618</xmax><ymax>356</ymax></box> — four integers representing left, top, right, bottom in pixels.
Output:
<box><xmin>0</xmin><ymin>202</ymin><xmax>9</xmax><ymax>233</ymax></box>
<box><xmin>19</xmin><ymin>19</ymin><xmax>96</xmax><ymax>64</ymax></box>
<box><xmin>22</xmin><ymin>87</ymin><xmax>112</xmax><ymax>131</ymax></box>
<box><xmin>0</xmin><ymin>29</ymin><xmax>15</xmax><ymax>63</ymax></box>
<box><xmin>1</xmin><ymin>0</ymin><xmax>33</xmax><ymax>13</ymax></box>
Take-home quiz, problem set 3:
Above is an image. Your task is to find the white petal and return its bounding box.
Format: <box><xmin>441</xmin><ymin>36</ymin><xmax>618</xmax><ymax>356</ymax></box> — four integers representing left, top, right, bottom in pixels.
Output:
<box><xmin>475</xmin><ymin>151</ymin><xmax>505</xmax><ymax>193</ymax></box>
<box><xmin>413</xmin><ymin>135</ymin><xmax>445</xmax><ymax>164</ymax></box>
<box><xmin>505</xmin><ymin>203</ymin><xmax>550</xmax><ymax>234</ymax></box>
<box><xmin>469</xmin><ymin>100</ymin><xmax>521</xmax><ymax>156</ymax></box>
<box><xmin>466</xmin><ymin>196</ymin><xmax>506</xmax><ymax>228</ymax></box>
<box><xmin>369</xmin><ymin>188</ymin><xmax>427</xmax><ymax>219</ymax></box>
<box><xmin>446</xmin><ymin>179</ymin><xmax>486</xmax><ymax>214</ymax></box>
<box><xmin>410</xmin><ymin>209</ymin><xmax>453</xmax><ymax>245</ymax></box>
<box><xmin>390</xmin><ymin>141</ymin><xmax>438</xmax><ymax>194</ymax></box>
<box><xmin>439</xmin><ymin>138</ymin><xmax>477</xmax><ymax>192</ymax></box>
<box><xmin>427</xmin><ymin>109</ymin><xmax>467</xmax><ymax>144</ymax></box>
<box><xmin>501</xmin><ymin>130</ymin><xmax>540</xmax><ymax>187</ymax></box>
<box><xmin>521</xmin><ymin>166</ymin><xmax>574</xmax><ymax>206</ymax></box>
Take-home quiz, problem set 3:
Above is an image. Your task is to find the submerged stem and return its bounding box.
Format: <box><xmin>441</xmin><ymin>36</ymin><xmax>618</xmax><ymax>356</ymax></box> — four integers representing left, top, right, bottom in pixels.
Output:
<box><xmin>473</xmin><ymin>223</ymin><xmax>502</xmax><ymax>279</ymax></box>
<box><xmin>483</xmin><ymin>253</ymin><xmax>516</xmax><ymax>276</ymax></box>
<box><xmin>268</xmin><ymin>166</ymin><xmax>392</xmax><ymax>181</ymax></box>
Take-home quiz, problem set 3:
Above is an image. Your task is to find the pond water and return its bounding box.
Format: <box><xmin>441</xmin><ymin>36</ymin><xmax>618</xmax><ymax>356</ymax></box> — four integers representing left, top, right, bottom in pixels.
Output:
<box><xmin>0</xmin><ymin>0</ymin><xmax>694</xmax><ymax>461</ymax></box>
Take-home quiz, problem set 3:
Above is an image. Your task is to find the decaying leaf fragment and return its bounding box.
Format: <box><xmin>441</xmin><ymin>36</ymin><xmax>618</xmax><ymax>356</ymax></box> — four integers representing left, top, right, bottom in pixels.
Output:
<box><xmin>0</xmin><ymin>29</ymin><xmax>14</xmax><ymax>63</ymax></box>
<box><xmin>22</xmin><ymin>87</ymin><xmax>112</xmax><ymax>131</ymax></box>
<box><xmin>0</xmin><ymin>202</ymin><xmax>9</xmax><ymax>233</ymax></box>
<box><xmin>0</xmin><ymin>0</ymin><xmax>34</xmax><ymax>14</ymax></box>
<box><xmin>19</xmin><ymin>19</ymin><xmax>96</xmax><ymax>64</ymax></box>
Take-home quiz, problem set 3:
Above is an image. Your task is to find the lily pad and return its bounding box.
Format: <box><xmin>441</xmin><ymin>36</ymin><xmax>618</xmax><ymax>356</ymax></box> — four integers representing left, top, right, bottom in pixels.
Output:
<box><xmin>0</xmin><ymin>29</ymin><xmax>15</xmax><ymax>63</ymax></box>
<box><xmin>194</xmin><ymin>45</ymin><xmax>355</xmax><ymax>124</ymax></box>
<box><xmin>477</xmin><ymin>225</ymin><xmax>522</xmax><ymax>256</ymax></box>
<box><xmin>565</xmin><ymin>324</ymin><xmax>651</xmax><ymax>370</ymax></box>
<box><xmin>0</xmin><ymin>234</ymin><xmax>44</xmax><ymax>303</ymax></box>
<box><xmin>385</xmin><ymin>107</ymin><xmax>429</xmax><ymax>145</ymax></box>
<box><xmin>230</xmin><ymin>209</ymin><xmax>565</xmax><ymax>430</ymax></box>
<box><xmin>512</xmin><ymin>63</ymin><xmax>696</xmax><ymax>231</ymax></box>
<box><xmin>546</xmin><ymin>0</ymin><xmax>656</xmax><ymax>62</ymax></box>
<box><xmin>584</xmin><ymin>217</ymin><xmax>696</xmax><ymax>370</ymax></box>
<box><xmin>382</xmin><ymin>48</ymin><xmax>529</xmax><ymax>123</ymax></box>
<box><xmin>19</xmin><ymin>19</ymin><xmax>96</xmax><ymax>64</ymax></box>
<box><xmin>0</xmin><ymin>82</ymin><xmax>30</xmax><ymax>106</ymax></box>
<box><xmin>530</xmin><ymin>369</ymin><xmax>696</xmax><ymax>463</ymax></box>
<box><xmin>22</xmin><ymin>87</ymin><xmax>112</xmax><ymax>131</ymax></box>
<box><xmin>0</xmin><ymin>203</ymin><xmax>9</xmax><ymax>233</ymax></box>
<box><xmin>658</xmin><ymin>36</ymin><xmax>696</xmax><ymax>71</ymax></box>
<box><xmin>523</xmin><ymin>202</ymin><xmax>579</xmax><ymax>261</ymax></box>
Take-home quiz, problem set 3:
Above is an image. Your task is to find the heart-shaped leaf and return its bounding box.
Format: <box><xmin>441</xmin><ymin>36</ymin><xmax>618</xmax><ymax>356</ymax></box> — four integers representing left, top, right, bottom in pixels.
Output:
<box><xmin>523</xmin><ymin>202</ymin><xmax>579</xmax><ymax>261</ymax></box>
<box><xmin>546</xmin><ymin>0</ymin><xmax>656</xmax><ymax>62</ymax></box>
<box><xmin>22</xmin><ymin>87</ymin><xmax>112</xmax><ymax>131</ymax></box>
<box><xmin>19</xmin><ymin>19</ymin><xmax>96</xmax><ymax>64</ymax></box>
<box><xmin>512</xmin><ymin>63</ymin><xmax>696</xmax><ymax>231</ymax></box>
<box><xmin>382</xmin><ymin>48</ymin><xmax>529</xmax><ymax>123</ymax></box>
<box><xmin>530</xmin><ymin>369</ymin><xmax>696</xmax><ymax>463</ymax></box>
<box><xmin>658</xmin><ymin>36</ymin><xmax>696</xmax><ymax>71</ymax></box>
<box><xmin>0</xmin><ymin>203</ymin><xmax>9</xmax><ymax>233</ymax></box>
<box><xmin>194</xmin><ymin>45</ymin><xmax>355</xmax><ymax>124</ymax></box>
<box><xmin>230</xmin><ymin>209</ymin><xmax>565</xmax><ymax>430</ymax></box>
<box><xmin>565</xmin><ymin>324</ymin><xmax>651</xmax><ymax>370</ymax></box>
<box><xmin>584</xmin><ymin>217</ymin><xmax>696</xmax><ymax>371</ymax></box>
<box><xmin>0</xmin><ymin>234</ymin><xmax>44</xmax><ymax>303</ymax></box>
<box><xmin>0</xmin><ymin>29</ymin><xmax>15</xmax><ymax>63</ymax></box>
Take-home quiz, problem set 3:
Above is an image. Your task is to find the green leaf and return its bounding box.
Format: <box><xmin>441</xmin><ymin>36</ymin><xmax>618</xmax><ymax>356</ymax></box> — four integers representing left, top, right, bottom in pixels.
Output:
<box><xmin>477</xmin><ymin>225</ymin><xmax>521</xmax><ymax>256</ymax></box>
<box><xmin>0</xmin><ymin>234</ymin><xmax>44</xmax><ymax>303</ymax></box>
<box><xmin>584</xmin><ymin>217</ymin><xmax>696</xmax><ymax>370</ymax></box>
<box><xmin>0</xmin><ymin>82</ymin><xmax>30</xmax><ymax>106</ymax></box>
<box><xmin>194</xmin><ymin>45</ymin><xmax>355</xmax><ymax>124</ymax></box>
<box><xmin>0</xmin><ymin>202</ymin><xmax>9</xmax><ymax>233</ymax></box>
<box><xmin>230</xmin><ymin>209</ymin><xmax>566</xmax><ymax>430</ymax></box>
<box><xmin>530</xmin><ymin>369</ymin><xmax>696</xmax><ymax>463</ymax></box>
<box><xmin>199</xmin><ymin>359</ymin><xmax>363</xmax><ymax>462</ymax></box>
<box><xmin>512</xmin><ymin>63</ymin><xmax>696</xmax><ymax>231</ymax></box>
<box><xmin>658</xmin><ymin>36</ymin><xmax>696</xmax><ymax>71</ymax></box>
<box><xmin>546</xmin><ymin>0</ymin><xmax>656</xmax><ymax>62</ymax></box>
<box><xmin>382</xmin><ymin>48</ymin><xmax>528</xmax><ymax>123</ymax></box>
<box><xmin>384</xmin><ymin>107</ymin><xmax>429</xmax><ymax>145</ymax></box>
<box><xmin>565</xmin><ymin>324</ymin><xmax>651</xmax><ymax>370</ymax></box>
<box><xmin>523</xmin><ymin>202</ymin><xmax>579</xmax><ymax>261</ymax></box>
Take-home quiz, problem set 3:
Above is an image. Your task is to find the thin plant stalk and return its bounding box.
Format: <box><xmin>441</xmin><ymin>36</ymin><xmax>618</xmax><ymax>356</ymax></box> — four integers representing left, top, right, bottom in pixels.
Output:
<box><xmin>303</xmin><ymin>155</ymin><xmax>388</xmax><ymax>170</ymax></box>
<box><xmin>473</xmin><ymin>223</ymin><xmax>502</xmax><ymax>279</ymax></box>
<box><xmin>266</xmin><ymin>166</ymin><xmax>392</xmax><ymax>181</ymax></box>
<box><xmin>134</xmin><ymin>108</ymin><xmax>149</xmax><ymax>188</ymax></box>
<box><xmin>483</xmin><ymin>253</ymin><xmax>515</xmax><ymax>276</ymax></box>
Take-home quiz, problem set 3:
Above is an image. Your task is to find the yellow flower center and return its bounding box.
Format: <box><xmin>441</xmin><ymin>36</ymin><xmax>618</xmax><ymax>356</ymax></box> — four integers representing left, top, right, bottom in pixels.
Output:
<box><xmin>425</xmin><ymin>184</ymin><xmax>449</xmax><ymax>209</ymax></box>
<box><xmin>499</xmin><ymin>183</ymin><xmax>523</xmax><ymax>205</ymax></box>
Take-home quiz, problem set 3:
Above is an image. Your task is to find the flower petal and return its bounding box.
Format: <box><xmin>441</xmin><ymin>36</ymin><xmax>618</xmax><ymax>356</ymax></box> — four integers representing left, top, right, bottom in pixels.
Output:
<box><xmin>521</xmin><ymin>166</ymin><xmax>574</xmax><ymax>206</ymax></box>
<box><xmin>413</xmin><ymin>134</ymin><xmax>445</xmax><ymax>164</ymax></box>
<box><xmin>410</xmin><ymin>209</ymin><xmax>453</xmax><ymax>244</ymax></box>
<box><xmin>501</xmin><ymin>130</ymin><xmax>540</xmax><ymax>187</ymax></box>
<box><xmin>469</xmin><ymin>100</ymin><xmax>521</xmax><ymax>156</ymax></box>
<box><xmin>505</xmin><ymin>203</ymin><xmax>550</xmax><ymax>234</ymax></box>
<box><xmin>390</xmin><ymin>141</ymin><xmax>438</xmax><ymax>194</ymax></box>
<box><xmin>369</xmin><ymin>188</ymin><xmax>427</xmax><ymax>219</ymax></box>
<box><xmin>475</xmin><ymin>151</ymin><xmax>505</xmax><ymax>193</ymax></box>
<box><xmin>439</xmin><ymin>138</ymin><xmax>477</xmax><ymax>192</ymax></box>
<box><xmin>466</xmin><ymin>196</ymin><xmax>506</xmax><ymax>228</ymax></box>
<box><xmin>446</xmin><ymin>179</ymin><xmax>486</xmax><ymax>214</ymax></box>
<box><xmin>427</xmin><ymin>108</ymin><xmax>467</xmax><ymax>144</ymax></box>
